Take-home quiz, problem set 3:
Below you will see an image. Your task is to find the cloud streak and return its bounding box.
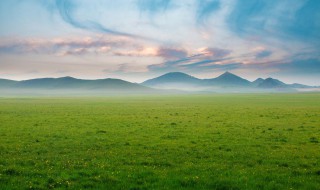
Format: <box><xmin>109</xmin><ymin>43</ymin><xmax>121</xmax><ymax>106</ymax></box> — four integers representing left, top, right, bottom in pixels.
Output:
<box><xmin>196</xmin><ymin>0</ymin><xmax>220</xmax><ymax>24</ymax></box>
<box><xmin>0</xmin><ymin>36</ymin><xmax>137</xmax><ymax>56</ymax></box>
<box><xmin>226</xmin><ymin>0</ymin><xmax>320</xmax><ymax>46</ymax></box>
<box><xmin>55</xmin><ymin>0</ymin><xmax>140</xmax><ymax>38</ymax></box>
<box><xmin>198</xmin><ymin>47</ymin><xmax>232</xmax><ymax>58</ymax></box>
<box><xmin>0</xmin><ymin>38</ymin><xmax>188</xmax><ymax>60</ymax></box>
<box><xmin>148</xmin><ymin>47</ymin><xmax>237</xmax><ymax>72</ymax></box>
<box><xmin>255</xmin><ymin>50</ymin><xmax>272</xmax><ymax>59</ymax></box>
<box><xmin>137</xmin><ymin>0</ymin><xmax>172</xmax><ymax>14</ymax></box>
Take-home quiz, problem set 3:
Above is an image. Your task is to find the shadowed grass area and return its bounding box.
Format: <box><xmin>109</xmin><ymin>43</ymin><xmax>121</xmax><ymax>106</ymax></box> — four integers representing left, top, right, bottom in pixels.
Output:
<box><xmin>0</xmin><ymin>93</ymin><xmax>319</xmax><ymax>189</ymax></box>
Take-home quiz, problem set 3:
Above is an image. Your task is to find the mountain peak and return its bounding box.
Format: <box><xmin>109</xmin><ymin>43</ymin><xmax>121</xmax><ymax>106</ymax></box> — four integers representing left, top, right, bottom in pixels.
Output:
<box><xmin>254</xmin><ymin>78</ymin><xmax>264</xmax><ymax>81</ymax></box>
<box><xmin>258</xmin><ymin>77</ymin><xmax>287</xmax><ymax>88</ymax></box>
<box><xmin>216</xmin><ymin>71</ymin><xmax>241</xmax><ymax>79</ymax></box>
<box><xmin>59</xmin><ymin>76</ymin><xmax>76</xmax><ymax>80</ymax></box>
<box><xmin>142</xmin><ymin>72</ymin><xmax>201</xmax><ymax>86</ymax></box>
<box><xmin>221</xmin><ymin>71</ymin><xmax>232</xmax><ymax>75</ymax></box>
<box><xmin>252</xmin><ymin>78</ymin><xmax>265</xmax><ymax>87</ymax></box>
<box><xmin>218</xmin><ymin>71</ymin><xmax>238</xmax><ymax>78</ymax></box>
<box><xmin>253</xmin><ymin>78</ymin><xmax>264</xmax><ymax>83</ymax></box>
<box><xmin>162</xmin><ymin>72</ymin><xmax>191</xmax><ymax>77</ymax></box>
<box><xmin>206</xmin><ymin>71</ymin><xmax>251</xmax><ymax>86</ymax></box>
<box><xmin>264</xmin><ymin>78</ymin><xmax>285</xmax><ymax>84</ymax></box>
<box><xmin>154</xmin><ymin>72</ymin><xmax>198</xmax><ymax>81</ymax></box>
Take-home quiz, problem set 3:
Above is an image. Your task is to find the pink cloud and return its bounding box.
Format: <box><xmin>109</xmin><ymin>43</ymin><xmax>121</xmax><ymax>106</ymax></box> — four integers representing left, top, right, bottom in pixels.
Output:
<box><xmin>0</xmin><ymin>36</ymin><xmax>139</xmax><ymax>56</ymax></box>
<box><xmin>157</xmin><ymin>47</ymin><xmax>188</xmax><ymax>60</ymax></box>
<box><xmin>114</xmin><ymin>47</ymin><xmax>158</xmax><ymax>57</ymax></box>
<box><xmin>61</xmin><ymin>48</ymin><xmax>89</xmax><ymax>56</ymax></box>
<box><xmin>198</xmin><ymin>47</ymin><xmax>232</xmax><ymax>58</ymax></box>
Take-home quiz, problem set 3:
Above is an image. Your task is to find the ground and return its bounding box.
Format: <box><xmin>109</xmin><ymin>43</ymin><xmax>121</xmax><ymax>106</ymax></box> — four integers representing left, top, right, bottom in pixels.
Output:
<box><xmin>0</xmin><ymin>93</ymin><xmax>319</xmax><ymax>189</ymax></box>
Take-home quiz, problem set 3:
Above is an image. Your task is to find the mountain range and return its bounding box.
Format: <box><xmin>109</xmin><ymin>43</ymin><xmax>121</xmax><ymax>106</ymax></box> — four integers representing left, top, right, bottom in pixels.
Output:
<box><xmin>0</xmin><ymin>72</ymin><xmax>318</xmax><ymax>94</ymax></box>
<box><xmin>142</xmin><ymin>72</ymin><xmax>316</xmax><ymax>91</ymax></box>
<box><xmin>0</xmin><ymin>77</ymin><xmax>153</xmax><ymax>95</ymax></box>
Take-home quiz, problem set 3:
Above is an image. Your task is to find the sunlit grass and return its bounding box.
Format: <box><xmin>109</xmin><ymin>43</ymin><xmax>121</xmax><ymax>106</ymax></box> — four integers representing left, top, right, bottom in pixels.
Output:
<box><xmin>0</xmin><ymin>93</ymin><xmax>319</xmax><ymax>189</ymax></box>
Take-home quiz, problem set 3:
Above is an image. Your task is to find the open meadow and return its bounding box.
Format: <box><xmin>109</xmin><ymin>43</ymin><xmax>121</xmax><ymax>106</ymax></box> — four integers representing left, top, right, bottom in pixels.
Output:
<box><xmin>0</xmin><ymin>93</ymin><xmax>319</xmax><ymax>189</ymax></box>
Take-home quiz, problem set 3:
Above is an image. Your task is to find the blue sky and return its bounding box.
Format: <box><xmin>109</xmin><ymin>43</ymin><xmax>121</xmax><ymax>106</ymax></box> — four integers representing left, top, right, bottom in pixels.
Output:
<box><xmin>0</xmin><ymin>0</ymin><xmax>319</xmax><ymax>85</ymax></box>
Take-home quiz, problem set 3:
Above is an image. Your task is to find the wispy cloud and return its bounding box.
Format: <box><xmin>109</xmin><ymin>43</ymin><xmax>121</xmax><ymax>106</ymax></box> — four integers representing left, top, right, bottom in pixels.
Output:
<box><xmin>0</xmin><ymin>36</ymin><xmax>138</xmax><ymax>56</ymax></box>
<box><xmin>148</xmin><ymin>47</ymin><xmax>236</xmax><ymax>72</ymax></box>
<box><xmin>61</xmin><ymin>48</ymin><xmax>88</xmax><ymax>56</ymax></box>
<box><xmin>255</xmin><ymin>50</ymin><xmax>272</xmax><ymax>59</ymax></box>
<box><xmin>196</xmin><ymin>0</ymin><xmax>220</xmax><ymax>24</ymax></box>
<box><xmin>0</xmin><ymin>37</ymin><xmax>188</xmax><ymax>60</ymax></box>
<box><xmin>157</xmin><ymin>47</ymin><xmax>188</xmax><ymax>60</ymax></box>
<box><xmin>275</xmin><ymin>58</ymin><xmax>320</xmax><ymax>76</ymax></box>
<box><xmin>137</xmin><ymin>0</ymin><xmax>172</xmax><ymax>14</ymax></box>
<box><xmin>114</xmin><ymin>47</ymin><xmax>158</xmax><ymax>57</ymax></box>
<box><xmin>198</xmin><ymin>47</ymin><xmax>232</xmax><ymax>58</ymax></box>
<box><xmin>113</xmin><ymin>46</ymin><xmax>188</xmax><ymax>60</ymax></box>
<box><xmin>226</xmin><ymin>0</ymin><xmax>320</xmax><ymax>46</ymax></box>
<box><xmin>55</xmin><ymin>0</ymin><xmax>140</xmax><ymax>38</ymax></box>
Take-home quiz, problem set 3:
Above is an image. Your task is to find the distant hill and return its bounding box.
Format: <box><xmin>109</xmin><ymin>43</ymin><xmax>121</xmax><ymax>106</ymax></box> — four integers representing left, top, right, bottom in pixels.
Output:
<box><xmin>15</xmin><ymin>77</ymin><xmax>84</xmax><ymax>89</ymax></box>
<box><xmin>143</xmin><ymin>71</ymin><xmax>253</xmax><ymax>89</ymax></box>
<box><xmin>203</xmin><ymin>71</ymin><xmax>251</xmax><ymax>87</ymax></box>
<box><xmin>15</xmin><ymin>77</ymin><xmax>148</xmax><ymax>90</ymax></box>
<box><xmin>252</xmin><ymin>78</ymin><xmax>265</xmax><ymax>87</ymax></box>
<box><xmin>288</xmin><ymin>83</ymin><xmax>315</xmax><ymax>88</ymax></box>
<box><xmin>0</xmin><ymin>79</ymin><xmax>17</xmax><ymax>87</ymax></box>
<box><xmin>251</xmin><ymin>78</ymin><xmax>316</xmax><ymax>89</ymax></box>
<box><xmin>0</xmin><ymin>77</ymin><xmax>152</xmax><ymax>93</ymax></box>
<box><xmin>143</xmin><ymin>72</ymin><xmax>201</xmax><ymax>85</ymax></box>
<box><xmin>258</xmin><ymin>78</ymin><xmax>287</xmax><ymax>88</ymax></box>
<box><xmin>142</xmin><ymin>72</ymin><xmax>202</xmax><ymax>90</ymax></box>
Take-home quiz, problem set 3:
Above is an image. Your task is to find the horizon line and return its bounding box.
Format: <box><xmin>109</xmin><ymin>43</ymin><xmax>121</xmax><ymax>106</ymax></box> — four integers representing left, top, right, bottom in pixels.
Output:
<box><xmin>1</xmin><ymin>71</ymin><xmax>319</xmax><ymax>86</ymax></box>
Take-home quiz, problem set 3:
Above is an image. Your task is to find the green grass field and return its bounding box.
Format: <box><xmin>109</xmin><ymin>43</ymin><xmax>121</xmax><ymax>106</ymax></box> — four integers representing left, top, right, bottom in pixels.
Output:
<box><xmin>0</xmin><ymin>94</ymin><xmax>319</xmax><ymax>189</ymax></box>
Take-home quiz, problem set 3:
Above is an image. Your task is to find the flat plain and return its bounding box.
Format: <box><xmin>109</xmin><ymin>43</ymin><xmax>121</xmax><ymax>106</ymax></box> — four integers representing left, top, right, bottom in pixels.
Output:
<box><xmin>0</xmin><ymin>93</ymin><xmax>319</xmax><ymax>189</ymax></box>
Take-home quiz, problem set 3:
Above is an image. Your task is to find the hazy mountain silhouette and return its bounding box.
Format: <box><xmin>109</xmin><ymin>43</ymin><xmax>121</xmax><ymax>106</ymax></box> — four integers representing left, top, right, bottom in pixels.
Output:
<box><xmin>141</xmin><ymin>71</ymin><xmax>318</xmax><ymax>91</ymax></box>
<box><xmin>203</xmin><ymin>71</ymin><xmax>251</xmax><ymax>87</ymax></box>
<box><xmin>0</xmin><ymin>72</ymin><xmax>318</xmax><ymax>94</ymax></box>
<box><xmin>257</xmin><ymin>78</ymin><xmax>287</xmax><ymax>88</ymax></box>
<box><xmin>1</xmin><ymin>77</ymin><xmax>151</xmax><ymax>92</ymax></box>
<box><xmin>288</xmin><ymin>83</ymin><xmax>314</xmax><ymax>88</ymax></box>
<box><xmin>252</xmin><ymin>78</ymin><xmax>265</xmax><ymax>87</ymax></box>
<box><xmin>143</xmin><ymin>71</ymin><xmax>252</xmax><ymax>89</ymax></box>
<box><xmin>142</xmin><ymin>72</ymin><xmax>203</xmax><ymax>90</ymax></box>
<box><xmin>0</xmin><ymin>79</ymin><xmax>17</xmax><ymax>87</ymax></box>
<box><xmin>16</xmin><ymin>77</ymin><xmax>82</xmax><ymax>89</ymax></box>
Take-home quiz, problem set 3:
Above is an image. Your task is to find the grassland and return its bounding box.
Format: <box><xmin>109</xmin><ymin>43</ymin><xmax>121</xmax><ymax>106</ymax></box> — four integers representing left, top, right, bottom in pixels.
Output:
<box><xmin>0</xmin><ymin>93</ymin><xmax>319</xmax><ymax>189</ymax></box>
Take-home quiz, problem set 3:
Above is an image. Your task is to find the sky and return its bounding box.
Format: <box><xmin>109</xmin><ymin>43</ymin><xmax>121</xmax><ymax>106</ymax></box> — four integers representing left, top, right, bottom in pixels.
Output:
<box><xmin>0</xmin><ymin>0</ymin><xmax>319</xmax><ymax>85</ymax></box>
